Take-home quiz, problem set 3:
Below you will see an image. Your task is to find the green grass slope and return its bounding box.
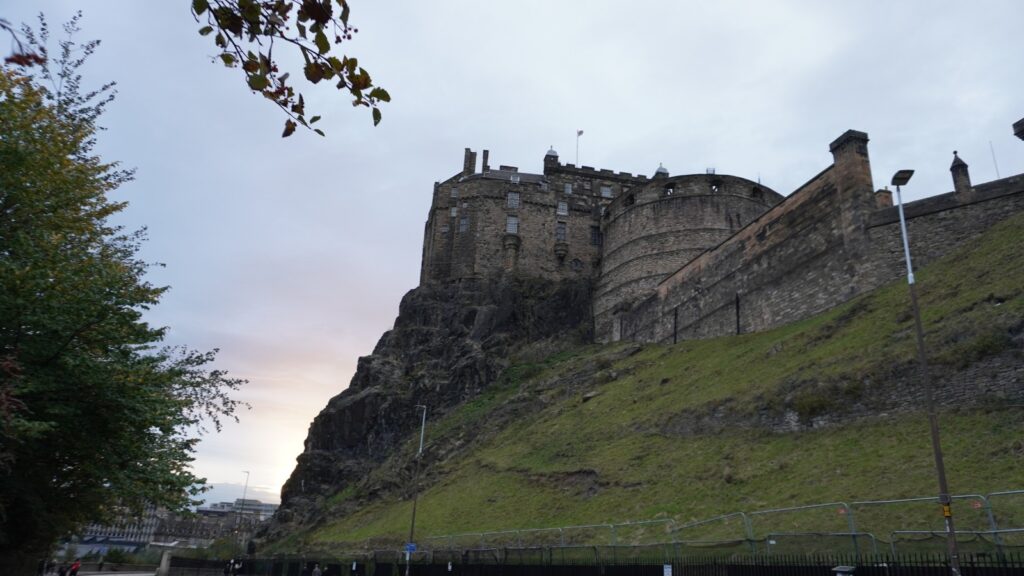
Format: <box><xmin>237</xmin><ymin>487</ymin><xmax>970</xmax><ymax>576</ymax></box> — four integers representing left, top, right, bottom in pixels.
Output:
<box><xmin>282</xmin><ymin>213</ymin><xmax>1024</xmax><ymax>553</ymax></box>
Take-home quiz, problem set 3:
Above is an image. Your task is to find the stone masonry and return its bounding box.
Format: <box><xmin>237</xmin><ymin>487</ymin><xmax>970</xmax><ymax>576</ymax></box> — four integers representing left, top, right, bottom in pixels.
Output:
<box><xmin>419</xmin><ymin>127</ymin><xmax>1024</xmax><ymax>345</ymax></box>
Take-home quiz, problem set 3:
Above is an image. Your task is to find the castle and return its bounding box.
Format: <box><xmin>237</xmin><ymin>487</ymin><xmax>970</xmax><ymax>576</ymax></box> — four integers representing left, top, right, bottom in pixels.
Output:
<box><xmin>420</xmin><ymin>125</ymin><xmax>1024</xmax><ymax>344</ymax></box>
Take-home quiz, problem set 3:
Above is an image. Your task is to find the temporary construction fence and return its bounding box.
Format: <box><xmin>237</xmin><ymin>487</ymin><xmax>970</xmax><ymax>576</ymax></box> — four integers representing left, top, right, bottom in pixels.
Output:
<box><xmin>168</xmin><ymin>551</ymin><xmax>1024</xmax><ymax>576</ymax></box>
<box><xmin>415</xmin><ymin>489</ymin><xmax>1024</xmax><ymax>557</ymax></box>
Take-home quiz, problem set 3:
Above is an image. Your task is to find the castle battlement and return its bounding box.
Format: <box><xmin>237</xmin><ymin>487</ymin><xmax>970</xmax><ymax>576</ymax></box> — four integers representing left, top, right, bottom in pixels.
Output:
<box><xmin>420</xmin><ymin>127</ymin><xmax>1024</xmax><ymax>344</ymax></box>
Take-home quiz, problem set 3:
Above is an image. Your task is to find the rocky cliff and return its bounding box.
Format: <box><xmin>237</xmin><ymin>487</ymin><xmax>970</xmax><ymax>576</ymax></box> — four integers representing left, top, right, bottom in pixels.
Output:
<box><xmin>261</xmin><ymin>276</ymin><xmax>593</xmax><ymax>540</ymax></box>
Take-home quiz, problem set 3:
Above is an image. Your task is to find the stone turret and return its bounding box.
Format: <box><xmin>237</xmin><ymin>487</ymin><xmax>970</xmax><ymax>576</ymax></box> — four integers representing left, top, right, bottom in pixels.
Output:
<box><xmin>950</xmin><ymin>151</ymin><xmax>973</xmax><ymax>202</ymax></box>
<box><xmin>543</xmin><ymin>146</ymin><xmax>559</xmax><ymax>174</ymax></box>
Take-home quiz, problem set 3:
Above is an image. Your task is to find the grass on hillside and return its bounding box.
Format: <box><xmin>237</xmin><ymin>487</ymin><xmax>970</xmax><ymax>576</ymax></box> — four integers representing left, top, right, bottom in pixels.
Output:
<box><xmin>280</xmin><ymin>213</ymin><xmax>1024</xmax><ymax>553</ymax></box>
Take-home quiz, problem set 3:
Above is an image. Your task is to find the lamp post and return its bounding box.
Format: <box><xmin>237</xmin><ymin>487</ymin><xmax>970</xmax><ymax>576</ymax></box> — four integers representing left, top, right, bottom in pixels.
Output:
<box><xmin>238</xmin><ymin>470</ymin><xmax>250</xmax><ymax>555</ymax></box>
<box><xmin>406</xmin><ymin>405</ymin><xmax>428</xmax><ymax>576</ymax></box>
<box><xmin>891</xmin><ymin>169</ymin><xmax>961</xmax><ymax>576</ymax></box>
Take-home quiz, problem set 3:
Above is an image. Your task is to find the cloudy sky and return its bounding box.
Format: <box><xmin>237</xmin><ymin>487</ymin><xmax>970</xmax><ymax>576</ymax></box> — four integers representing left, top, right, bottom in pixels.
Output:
<box><xmin>6</xmin><ymin>1</ymin><xmax>1023</xmax><ymax>505</ymax></box>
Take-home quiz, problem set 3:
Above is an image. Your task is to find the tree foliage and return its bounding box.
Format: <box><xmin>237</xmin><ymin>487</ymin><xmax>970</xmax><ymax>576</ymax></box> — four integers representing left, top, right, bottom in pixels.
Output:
<box><xmin>192</xmin><ymin>0</ymin><xmax>390</xmax><ymax>137</ymax></box>
<box><xmin>0</xmin><ymin>15</ymin><xmax>246</xmax><ymax>568</ymax></box>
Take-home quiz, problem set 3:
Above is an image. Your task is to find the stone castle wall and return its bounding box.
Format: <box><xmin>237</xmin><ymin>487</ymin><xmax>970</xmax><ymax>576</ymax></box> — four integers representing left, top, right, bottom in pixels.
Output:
<box><xmin>860</xmin><ymin>174</ymin><xmax>1024</xmax><ymax>291</ymax></box>
<box><xmin>595</xmin><ymin>174</ymin><xmax>783</xmax><ymax>341</ymax></box>
<box><xmin>419</xmin><ymin>132</ymin><xmax>1024</xmax><ymax>347</ymax></box>
<box><xmin>616</xmin><ymin>133</ymin><xmax>1024</xmax><ymax>344</ymax></box>
<box><xmin>420</xmin><ymin>149</ymin><xmax>650</xmax><ymax>285</ymax></box>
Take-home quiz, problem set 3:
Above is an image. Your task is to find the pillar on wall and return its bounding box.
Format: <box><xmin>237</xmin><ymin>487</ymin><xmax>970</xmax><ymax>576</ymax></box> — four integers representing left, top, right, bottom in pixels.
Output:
<box><xmin>950</xmin><ymin>151</ymin><xmax>973</xmax><ymax>202</ymax></box>
<box><xmin>874</xmin><ymin>188</ymin><xmax>893</xmax><ymax>208</ymax></box>
<box><xmin>829</xmin><ymin>130</ymin><xmax>871</xmax><ymax>177</ymax></box>
<box><xmin>828</xmin><ymin>130</ymin><xmax>874</xmax><ymax>237</ymax></box>
<box><xmin>828</xmin><ymin>130</ymin><xmax>874</xmax><ymax>212</ymax></box>
<box><xmin>502</xmin><ymin>233</ymin><xmax>521</xmax><ymax>271</ymax></box>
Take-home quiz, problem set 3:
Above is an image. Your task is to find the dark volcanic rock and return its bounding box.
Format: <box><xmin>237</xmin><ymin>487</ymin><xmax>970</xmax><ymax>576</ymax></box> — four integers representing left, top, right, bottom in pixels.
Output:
<box><xmin>261</xmin><ymin>276</ymin><xmax>592</xmax><ymax>538</ymax></box>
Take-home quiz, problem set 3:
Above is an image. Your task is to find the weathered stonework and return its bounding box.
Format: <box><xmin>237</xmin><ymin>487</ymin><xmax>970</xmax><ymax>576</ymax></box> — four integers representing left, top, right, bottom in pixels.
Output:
<box><xmin>420</xmin><ymin>130</ymin><xmax>1024</xmax><ymax>346</ymax></box>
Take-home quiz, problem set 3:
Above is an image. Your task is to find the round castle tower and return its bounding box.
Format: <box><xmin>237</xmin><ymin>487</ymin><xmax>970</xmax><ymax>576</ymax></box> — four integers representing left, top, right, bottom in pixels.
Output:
<box><xmin>594</xmin><ymin>170</ymin><xmax>783</xmax><ymax>341</ymax></box>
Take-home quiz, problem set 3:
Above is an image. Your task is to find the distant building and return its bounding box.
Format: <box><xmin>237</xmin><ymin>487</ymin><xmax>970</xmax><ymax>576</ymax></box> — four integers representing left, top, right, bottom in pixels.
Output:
<box><xmin>198</xmin><ymin>498</ymin><xmax>278</xmax><ymax>521</ymax></box>
<box><xmin>68</xmin><ymin>498</ymin><xmax>278</xmax><ymax>552</ymax></box>
<box><xmin>70</xmin><ymin>503</ymin><xmax>164</xmax><ymax>556</ymax></box>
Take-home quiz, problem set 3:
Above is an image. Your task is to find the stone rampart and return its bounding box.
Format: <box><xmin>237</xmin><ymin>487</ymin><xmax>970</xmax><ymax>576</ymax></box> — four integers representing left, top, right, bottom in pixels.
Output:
<box><xmin>614</xmin><ymin>133</ymin><xmax>1024</xmax><ymax>345</ymax></box>
<box><xmin>615</xmin><ymin>130</ymin><xmax>877</xmax><ymax>343</ymax></box>
<box><xmin>593</xmin><ymin>174</ymin><xmax>782</xmax><ymax>339</ymax></box>
<box><xmin>860</xmin><ymin>175</ymin><xmax>1024</xmax><ymax>289</ymax></box>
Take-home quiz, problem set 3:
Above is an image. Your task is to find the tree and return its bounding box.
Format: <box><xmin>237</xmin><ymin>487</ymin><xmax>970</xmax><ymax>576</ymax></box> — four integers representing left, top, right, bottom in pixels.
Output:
<box><xmin>6</xmin><ymin>1</ymin><xmax>390</xmax><ymax>137</ymax></box>
<box><xmin>192</xmin><ymin>0</ymin><xmax>390</xmax><ymax>137</ymax></box>
<box><xmin>0</xmin><ymin>16</ymin><xmax>245</xmax><ymax>573</ymax></box>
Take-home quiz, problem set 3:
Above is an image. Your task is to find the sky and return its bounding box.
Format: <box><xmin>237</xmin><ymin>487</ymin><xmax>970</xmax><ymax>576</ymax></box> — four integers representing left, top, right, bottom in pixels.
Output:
<box><xmin>5</xmin><ymin>1</ymin><xmax>1023</xmax><ymax>505</ymax></box>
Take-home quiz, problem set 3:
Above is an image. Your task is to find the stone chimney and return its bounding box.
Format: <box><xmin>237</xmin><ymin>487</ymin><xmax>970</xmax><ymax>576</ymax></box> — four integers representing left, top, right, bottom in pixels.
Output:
<box><xmin>462</xmin><ymin>148</ymin><xmax>477</xmax><ymax>175</ymax></box>
<box><xmin>950</xmin><ymin>151</ymin><xmax>973</xmax><ymax>202</ymax></box>
<box><xmin>482</xmin><ymin>150</ymin><xmax>490</xmax><ymax>173</ymax></box>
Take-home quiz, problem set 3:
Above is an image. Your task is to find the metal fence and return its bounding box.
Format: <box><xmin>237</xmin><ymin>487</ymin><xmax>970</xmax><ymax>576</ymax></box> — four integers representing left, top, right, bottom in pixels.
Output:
<box><xmin>169</xmin><ymin>551</ymin><xmax>1024</xmax><ymax>576</ymax></box>
<box><xmin>414</xmin><ymin>489</ymin><xmax>1024</xmax><ymax>556</ymax></box>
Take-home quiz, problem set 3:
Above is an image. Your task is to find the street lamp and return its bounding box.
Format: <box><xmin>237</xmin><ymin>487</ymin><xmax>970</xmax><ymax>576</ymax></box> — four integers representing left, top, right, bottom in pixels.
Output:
<box><xmin>406</xmin><ymin>405</ymin><xmax>428</xmax><ymax>576</ymax></box>
<box><xmin>891</xmin><ymin>170</ymin><xmax>962</xmax><ymax>576</ymax></box>
<box><xmin>238</xmin><ymin>470</ymin><xmax>250</xmax><ymax>555</ymax></box>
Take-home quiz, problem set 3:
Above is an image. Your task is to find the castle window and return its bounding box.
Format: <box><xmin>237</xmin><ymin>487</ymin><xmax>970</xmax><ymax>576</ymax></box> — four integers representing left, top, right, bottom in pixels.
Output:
<box><xmin>664</xmin><ymin>185</ymin><xmax>675</xmax><ymax>196</ymax></box>
<box><xmin>450</xmin><ymin>188</ymin><xmax>458</xmax><ymax>198</ymax></box>
<box><xmin>507</xmin><ymin>191</ymin><xmax>520</xmax><ymax>209</ymax></box>
<box><xmin>441</xmin><ymin>224</ymin><xmax>450</xmax><ymax>235</ymax></box>
<box><xmin>506</xmin><ymin>215</ymin><xmax>519</xmax><ymax>234</ymax></box>
<box><xmin>583</xmin><ymin>181</ymin><xmax>592</xmax><ymax>191</ymax></box>
<box><xmin>710</xmin><ymin>179</ymin><xmax>723</xmax><ymax>193</ymax></box>
<box><xmin>458</xmin><ymin>216</ymin><xmax>469</xmax><ymax>233</ymax></box>
<box><xmin>752</xmin><ymin>186</ymin><xmax>764</xmax><ymax>200</ymax></box>
<box><xmin>601</xmin><ymin>186</ymin><xmax>613</xmax><ymax>198</ymax></box>
<box><xmin>624</xmin><ymin>194</ymin><xmax>635</xmax><ymax>207</ymax></box>
<box><xmin>564</xmin><ymin>183</ymin><xmax>573</xmax><ymax>195</ymax></box>
<box><xmin>557</xmin><ymin>201</ymin><xmax>568</xmax><ymax>216</ymax></box>
<box><xmin>555</xmin><ymin>221</ymin><xmax>567</xmax><ymax>242</ymax></box>
<box><xmin>511</xmin><ymin>174</ymin><xmax>520</xmax><ymax>185</ymax></box>
<box><xmin>590</xmin><ymin>226</ymin><xmax>602</xmax><ymax>246</ymax></box>
<box><xmin>449</xmin><ymin>207</ymin><xmax>458</xmax><ymax>217</ymax></box>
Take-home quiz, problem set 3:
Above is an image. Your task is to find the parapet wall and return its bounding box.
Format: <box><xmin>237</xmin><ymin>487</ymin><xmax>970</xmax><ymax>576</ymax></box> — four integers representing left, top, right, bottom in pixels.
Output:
<box><xmin>614</xmin><ymin>130</ymin><xmax>879</xmax><ymax>343</ymax></box>
<box><xmin>860</xmin><ymin>175</ymin><xmax>1024</xmax><ymax>290</ymax></box>
<box><xmin>613</xmin><ymin>133</ymin><xmax>1024</xmax><ymax>344</ymax></box>
<box><xmin>422</xmin><ymin>132</ymin><xmax>1024</xmax><ymax>347</ymax></box>
<box><xmin>594</xmin><ymin>174</ymin><xmax>782</xmax><ymax>341</ymax></box>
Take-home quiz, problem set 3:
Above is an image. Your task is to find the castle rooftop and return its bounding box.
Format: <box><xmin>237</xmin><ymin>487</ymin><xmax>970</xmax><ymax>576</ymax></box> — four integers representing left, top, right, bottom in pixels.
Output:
<box><xmin>462</xmin><ymin>169</ymin><xmax>546</xmax><ymax>184</ymax></box>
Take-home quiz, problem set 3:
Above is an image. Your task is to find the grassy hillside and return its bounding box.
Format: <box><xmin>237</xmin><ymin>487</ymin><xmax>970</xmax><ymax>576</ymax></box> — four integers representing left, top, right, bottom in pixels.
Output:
<box><xmin>276</xmin><ymin>213</ymin><xmax>1024</xmax><ymax>554</ymax></box>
